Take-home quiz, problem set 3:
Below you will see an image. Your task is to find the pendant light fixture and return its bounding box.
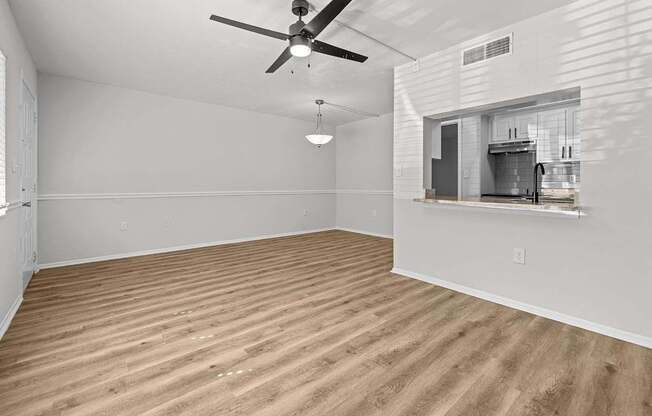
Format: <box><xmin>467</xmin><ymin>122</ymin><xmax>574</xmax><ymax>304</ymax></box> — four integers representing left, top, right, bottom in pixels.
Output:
<box><xmin>306</xmin><ymin>100</ymin><xmax>333</xmax><ymax>148</ymax></box>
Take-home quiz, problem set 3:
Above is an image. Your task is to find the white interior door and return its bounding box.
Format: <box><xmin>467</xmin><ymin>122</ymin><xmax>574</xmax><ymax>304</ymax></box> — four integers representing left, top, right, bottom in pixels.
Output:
<box><xmin>19</xmin><ymin>80</ymin><xmax>36</xmax><ymax>289</ymax></box>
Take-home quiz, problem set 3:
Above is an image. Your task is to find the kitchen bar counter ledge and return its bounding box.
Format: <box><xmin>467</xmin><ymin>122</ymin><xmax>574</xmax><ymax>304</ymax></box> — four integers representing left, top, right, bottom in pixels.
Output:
<box><xmin>414</xmin><ymin>197</ymin><xmax>585</xmax><ymax>219</ymax></box>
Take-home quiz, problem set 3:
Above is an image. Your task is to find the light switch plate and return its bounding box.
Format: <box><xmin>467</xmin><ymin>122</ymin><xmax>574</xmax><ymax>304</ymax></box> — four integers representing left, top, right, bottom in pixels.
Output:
<box><xmin>513</xmin><ymin>248</ymin><xmax>526</xmax><ymax>265</ymax></box>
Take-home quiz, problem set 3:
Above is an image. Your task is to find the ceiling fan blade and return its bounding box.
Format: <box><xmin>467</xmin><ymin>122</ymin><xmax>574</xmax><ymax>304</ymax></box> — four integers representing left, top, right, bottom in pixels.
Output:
<box><xmin>266</xmin><ymin>47</ymin><xmax>293</xmax><ymax>73</ymax></box>
<box><xmin>209</xmin><ymin>15</ymin><xmax>289</xmax><ymax>41</ymax></box>
<box><xmin>312</xmin><ymin>40</ymin><xmax>368</xmax><ymax>63</ymax></box>
<box><xmin>302</xmin><ymin>0</ymin><xmax>353</xmax><ymax>38</ymax></box>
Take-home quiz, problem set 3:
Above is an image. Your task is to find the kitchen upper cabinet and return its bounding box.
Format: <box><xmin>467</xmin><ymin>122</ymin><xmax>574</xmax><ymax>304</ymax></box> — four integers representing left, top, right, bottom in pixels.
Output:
<box><xmin>492</xmin><ymin>115</ymin><xmax>513</xmax><ymax>142</ymax></box>
<box><xmin>514</xmin><ymin>113</ymin><xmax>538</xmax><ymax>139</ymax></box>
<box><xmin>491</xmin><ymin>113</ymin><xmax>538</xmax><ymax>141</ymax></box>
<box><xmin>491</xmin><ymin>102</ymin><xmax>580</xmax><ymax>162</ymax></box>
<box><xmin>566</xmin><ymin>106</ymin><xmax>581</xmax><ymax>162</ymax></box>
<box><xmin>536</xmin><ymin>105</ymin><xmax>581</xmax><ymax>163</ymax></box>
<box><xmin>537</xmin><ymin>109</ymin><xmax>566</xmax><ymax>163</ymax></box>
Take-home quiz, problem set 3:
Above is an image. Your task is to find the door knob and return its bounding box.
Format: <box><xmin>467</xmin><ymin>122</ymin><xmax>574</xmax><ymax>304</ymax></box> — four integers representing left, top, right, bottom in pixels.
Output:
<box><xmin>22</xmin><ymin>202</ymin><xmax>32</xmax><ymax>208</ymax></box>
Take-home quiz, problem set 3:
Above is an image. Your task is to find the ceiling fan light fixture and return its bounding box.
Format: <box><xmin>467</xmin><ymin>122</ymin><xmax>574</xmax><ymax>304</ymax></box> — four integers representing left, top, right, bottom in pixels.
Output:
<box><xmin>209</xmin><ymin>0</ymin><xmax>369</xmax><ymax>73</ymax></box>
<box><xmin>289</xmin><ymin>36</ymin><xmax>312</xmax><ymax>57</ymax></box>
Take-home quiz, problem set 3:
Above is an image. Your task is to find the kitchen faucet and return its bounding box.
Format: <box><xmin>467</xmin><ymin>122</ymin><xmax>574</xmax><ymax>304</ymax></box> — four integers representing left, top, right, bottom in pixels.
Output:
<box><xmin>533</xmin><ymin>163</ymin><xmax>546</xmax><ymax>204</ymax></box>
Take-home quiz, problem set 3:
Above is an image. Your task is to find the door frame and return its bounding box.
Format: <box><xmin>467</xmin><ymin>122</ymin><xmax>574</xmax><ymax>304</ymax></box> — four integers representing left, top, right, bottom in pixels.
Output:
<box><xmin>18</xmin><ymin>70</ymin><xmax>38</xmax><ymax>289</ymax></box>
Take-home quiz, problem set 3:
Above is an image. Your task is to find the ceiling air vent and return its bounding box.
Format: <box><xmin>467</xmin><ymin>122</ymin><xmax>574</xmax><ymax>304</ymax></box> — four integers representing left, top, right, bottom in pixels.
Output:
<box><xmin>463</xmin><ymin>45</ymin><xmax>485</xmax><ymax>66</ymax></box>
<box><xmin>462</xmin><ymin>34</ymin><xmax>512</xmax><ymax>66</ymax></box>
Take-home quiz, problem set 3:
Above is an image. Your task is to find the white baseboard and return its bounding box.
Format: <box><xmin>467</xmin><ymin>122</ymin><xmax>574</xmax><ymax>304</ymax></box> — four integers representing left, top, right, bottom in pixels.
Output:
<box><xmin>0</xmin><ymin>295</ymin><xmax>23</xmax><ymax>340</ymax></box>
<box><xmin>39</xmin><ymin>228</ymin><xmax>334</xmax><ymax>269</ymax></box>
<box><xmin>335</xmin><ymin>227</ymin><xmax>393</xmax><ymax>239</ymax></box>
<box><xmin>392</xmin><ymin>267</ymin><xmax>652</xmax><ymax>349</ymax></box>
<box><xmin>23</xmin><ymin>271</ymin><xmax>34</xmax><ymax>290</ymax></box>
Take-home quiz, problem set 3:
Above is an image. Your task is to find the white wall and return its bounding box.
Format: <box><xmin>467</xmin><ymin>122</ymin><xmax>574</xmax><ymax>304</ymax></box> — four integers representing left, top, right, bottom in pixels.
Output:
<box><xmin>460</xmin><ymin>116</ymin><xmax>481</xmax><ymax>198</ymax></box>
<box><xmin>393</xmin><ymin>0</ymin><xmax>652</xmax><ymax>346</ymax></box>
<box><xmin>335</xmin><ymin>113</ymin><xmax>393</xmax><ymax>238</ymax></box>
<box><xmin>0</xmin><ymin>0</ymin><xmax>37</xmax><ymax>336</ymax></box>
<box><xmin>37</xmin><ymin>74</ymin><xmax>336</xmax><ymax>266</ymax></box>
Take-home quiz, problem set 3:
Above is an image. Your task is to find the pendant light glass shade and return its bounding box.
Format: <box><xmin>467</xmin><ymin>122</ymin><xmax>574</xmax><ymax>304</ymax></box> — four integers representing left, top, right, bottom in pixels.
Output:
<box><xmin>305</xmin><ymin>134</ymin><xmax>333</xmax><ymax>146</ymax></box>
<box><xmin>306</xmin><ymin>101</ymin><xmax>333</xmax><ymax>147</ymax></box>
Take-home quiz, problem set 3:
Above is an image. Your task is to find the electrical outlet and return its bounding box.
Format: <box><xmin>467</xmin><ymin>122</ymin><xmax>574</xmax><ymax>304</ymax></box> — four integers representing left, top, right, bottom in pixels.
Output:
<box><xmin>120</xmin><ymin>221</ymin><xmax>128</xmax><ymax>231</ymax></box>
<box><xmin>303</xmin><ymin>209</ymin><xmax>309</xmax><ymax>217</ymax></box>
<box><xmin>513</xmin><ymin>248</ymin><xmax>526</xmax><ymax>265</ymax></box>
<box><xmin>372</xmin><ymin>209</ymin><xmax>378</xmax><ymax>217</ymax></box>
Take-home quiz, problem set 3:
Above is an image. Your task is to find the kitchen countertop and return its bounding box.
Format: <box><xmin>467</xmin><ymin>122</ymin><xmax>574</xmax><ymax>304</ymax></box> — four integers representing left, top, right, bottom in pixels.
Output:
<box><xmin>414</xmin><ymin>195</ymin><xmax>583</xmax><ymax>217</ymax></box>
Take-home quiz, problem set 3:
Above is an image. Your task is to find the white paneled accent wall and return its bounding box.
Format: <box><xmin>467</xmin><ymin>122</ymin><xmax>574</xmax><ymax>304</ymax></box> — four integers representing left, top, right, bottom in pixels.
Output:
<box><xmin>393</xmin><ymin>0</ymin><xmax>652</xmax><ymax>346</ymax></box>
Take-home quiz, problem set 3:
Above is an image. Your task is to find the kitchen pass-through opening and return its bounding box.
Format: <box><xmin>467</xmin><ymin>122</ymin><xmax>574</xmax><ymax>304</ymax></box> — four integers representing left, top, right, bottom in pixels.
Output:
<box><xmin>423</xmin><ymin>87</ymin><xmax>581</xmax><ymax>211</ymax></box>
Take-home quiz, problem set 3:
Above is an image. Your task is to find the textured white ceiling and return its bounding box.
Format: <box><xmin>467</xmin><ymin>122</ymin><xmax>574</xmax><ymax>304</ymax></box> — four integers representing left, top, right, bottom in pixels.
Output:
<box><xmin>9</xmin><ymin>0</ymin><xmax>574</xmax><ymax>125</ymax></box>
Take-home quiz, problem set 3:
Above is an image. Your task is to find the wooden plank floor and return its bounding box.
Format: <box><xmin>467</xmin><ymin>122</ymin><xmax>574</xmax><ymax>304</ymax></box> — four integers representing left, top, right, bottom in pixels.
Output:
<box><xmin>0</xmin><ymin>230</ymin><xmax>650</xmax><ymax>416</ymax></box>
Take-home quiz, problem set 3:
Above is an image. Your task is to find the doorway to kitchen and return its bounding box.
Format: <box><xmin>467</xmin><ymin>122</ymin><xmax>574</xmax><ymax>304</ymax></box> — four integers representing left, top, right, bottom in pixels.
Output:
<box><xmin>432</xmin><ymin>122</ymin><xmax>459</xmax><ymax>198</ymax></box>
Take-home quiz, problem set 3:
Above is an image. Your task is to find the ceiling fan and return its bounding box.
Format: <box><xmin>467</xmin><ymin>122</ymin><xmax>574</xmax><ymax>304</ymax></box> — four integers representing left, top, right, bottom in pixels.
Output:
<box><xmin>209</xmin><ymin>0</ymin><xmax>368</xmax><ymax>73</ymax></box>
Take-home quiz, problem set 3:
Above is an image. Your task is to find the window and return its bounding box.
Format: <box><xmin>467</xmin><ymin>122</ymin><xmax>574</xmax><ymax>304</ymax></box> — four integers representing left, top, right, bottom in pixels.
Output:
<box><xmin>0</xmin><ymin>50</ymin><xmax>6</xmax><ymax>216</ymax></box>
